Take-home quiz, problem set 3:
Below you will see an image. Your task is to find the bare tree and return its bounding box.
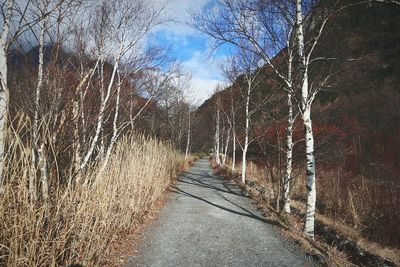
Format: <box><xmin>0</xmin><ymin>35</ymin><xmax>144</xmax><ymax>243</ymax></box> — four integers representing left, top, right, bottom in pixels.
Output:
<box><xmin>184</xmin><ymin>107</ymin><xmax>191</xmax><ymax>159</ymax></box>
<box><xmin>213</xmin><ymin>86</ymin><xmax>222</xmax><ymax>165</ymax></box>
<box><xmin>224</xmin><ymin>45</ymin><xmax>264</xmax><ymax>183</ymax></box>
<box><xmin>79</xmin><ymin>0</ymin><xmax>166</xmax><ymax>172</ymax></box>
<box><xmin>294</xmin><ymin>0</ymin><xmax>346</xmax><ymax>237</ymax></box>
<box><xmin>29</xmin><ymin>0</ymin><xmax>51</xmax><ymax>202</ymax></box>
<box><xmin>192</xmin><ymin>0</ymin><xmax>297</xmax><ymax>210</ymax></box>
<box><xmin>0</xmin><ymin>0</ymin><xmax>15</xmax><ymax>187</ymax></box>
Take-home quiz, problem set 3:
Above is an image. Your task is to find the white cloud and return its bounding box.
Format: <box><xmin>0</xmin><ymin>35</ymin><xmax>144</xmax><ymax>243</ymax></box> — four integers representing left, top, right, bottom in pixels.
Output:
<box><xmin>151</xmin><ymin>0</ymin><xmax>208</xmax><ymax>36</ymax></box>
<box><xmin>150</xmin><ymin>0</ymin><xmax>227</xmax><ymax>105</ymax></box>
<box><xmin>181</xmin><ymin>51</ymin><xmax>228</xmax><ymax>105</ymax></box>
<box><xmin>182</xmin><ymin>51</ymin><xmax>225</xmax><ymax>80</ymax></box>
<box><xmin>187</xmin><ymin>78</ymin><xmax>221</xmax><ymax>105</ymax></box>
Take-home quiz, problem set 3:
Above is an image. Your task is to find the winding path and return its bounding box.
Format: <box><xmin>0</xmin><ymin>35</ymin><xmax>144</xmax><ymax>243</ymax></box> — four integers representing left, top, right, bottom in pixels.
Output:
<box><xmin>126</xmin><ymin>158</ymin><xmax>315</xmax><ymax>267</ymax></box>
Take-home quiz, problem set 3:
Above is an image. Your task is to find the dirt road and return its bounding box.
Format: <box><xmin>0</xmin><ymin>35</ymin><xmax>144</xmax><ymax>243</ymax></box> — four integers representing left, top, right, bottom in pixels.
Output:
<box><xmin>126</xmin><ymin>158</ymin><xmax>315</xmax><ymax>267</ymax></box>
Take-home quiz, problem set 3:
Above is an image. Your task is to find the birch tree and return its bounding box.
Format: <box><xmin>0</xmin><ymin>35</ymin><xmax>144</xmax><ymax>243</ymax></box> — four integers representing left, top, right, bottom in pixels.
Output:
<box><xmin>29</xmin><ymin>0</ymin><xmax>51</xmax><ymax>202</ymax></box>
<box><xmin>229</xmin><ymin>86</ymin><xmax>237</xmax><ymax>171</ymax></box>
<box><xmin>0</xmin><ymin>0</ymin><xmax>14</xmax><ymax>187</ymax></box>
<box><xmin>184</xmin><ymin>107</ymin><xmax>191</xmax><ymax>159</ymax></box>
<box><xmin>193</xmin><ymin>0</ymin><xmax>297</xmax><ymax>210</ymax></box>
<box><xmin>79</xmin><ymin>0</ymin><xmax>166</xmax><ymax>172</ymax></box>
<box><xmin>213</xmin><ymin>87</ymin><xmax>222</xmax><ymax>165</ymax></box>
<box><xmin>224</xmin><ymin>45</ymin><xmax>265</xmax><ymax>183</ymax></box>
<box><xmin>294</xmin><ymin>0</ymin><xmax>344</xmax><ymax>237</ymax></box>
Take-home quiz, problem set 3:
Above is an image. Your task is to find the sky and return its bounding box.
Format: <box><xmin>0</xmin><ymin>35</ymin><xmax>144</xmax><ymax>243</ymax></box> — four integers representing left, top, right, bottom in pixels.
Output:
<box><xmin>151</xmin><ymin>0</ymin><xmax>228</xmax><ymax>105</ymax></box>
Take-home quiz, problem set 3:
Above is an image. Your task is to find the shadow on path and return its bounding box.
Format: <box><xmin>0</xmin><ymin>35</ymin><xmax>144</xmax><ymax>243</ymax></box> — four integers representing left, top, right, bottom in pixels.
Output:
<box><xmin>169</xmin><ymin>185</ymin><xmax>268</xmax><ymax>224</ymax></box>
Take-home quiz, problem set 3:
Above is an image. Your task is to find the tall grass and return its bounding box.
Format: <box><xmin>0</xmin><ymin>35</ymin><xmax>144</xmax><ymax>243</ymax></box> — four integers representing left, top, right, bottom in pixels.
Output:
<box><xmin>216</xmin><ymin>157</ymin><xmax>400</xmax><ymax>248</ymax></box>
<box><xmin>0</xmin><ymin>135</ymin><xmax>186</xmax><ymax>266</ymax></box>
<box><xmin>317</xmin><ymin>169</ymin><xmax>400</xmax><ymax>247</ymax></box>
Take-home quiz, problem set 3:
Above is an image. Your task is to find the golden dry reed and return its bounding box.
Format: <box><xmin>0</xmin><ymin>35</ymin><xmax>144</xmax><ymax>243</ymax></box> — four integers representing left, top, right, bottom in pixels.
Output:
<box><xmin>0</xmin><ymin>135</ymin><xmax>186</xmax><ymax>266</ymax></box>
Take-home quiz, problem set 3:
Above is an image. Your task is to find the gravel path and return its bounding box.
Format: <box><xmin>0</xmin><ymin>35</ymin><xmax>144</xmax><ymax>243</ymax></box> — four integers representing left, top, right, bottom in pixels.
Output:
<box><xmin>126</xmin><ymin>158</ymin><xmax>315</xmax><ymax>267</ymax></box>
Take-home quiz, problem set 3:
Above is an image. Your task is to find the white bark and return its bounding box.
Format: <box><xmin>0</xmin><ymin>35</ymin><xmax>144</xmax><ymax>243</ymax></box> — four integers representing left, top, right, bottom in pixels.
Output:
<box><xmin>30</xmin><ymin>1</ymin><xmax>48</xmax><ymax>201</ymax></box>
<box><xmin>80</xmin><ymin>56</ymin><xmax>119</xmax><ymax>171</ymax></box>
<box><xmin>101</xmin><ymin>69</ymin><xmax>122</xmax><ymax>170</ymax></box>
<box><xmin>232</xmin><ymin>130</ymin><xmax>236</xmax><ymax>171</ymax></box>
<box><xmin>296</xmin><ymin>0</ymin><xmax>317</xmax><ymax>237</ymax></box>
<box><xmin>72</xmin><ymin>97</ymin><xmax>81</xmax><ymax>183</ymax></box>
<box><xmin>283</xmin><ymin>54</ymin><xmax>294</xmax><ymax>214</ymax></box>
<box><xmin>185</xmin><ymin>110</ymin><xmax>191</xmax><ymax>160</ymax></box>
<box><xmin>38</xmin><ymin>144</ymin><xmax>48</xmax><ymax>202</ymax></box>
<box><xmin>222</xmin><ymin>125</ymin><xmax>230</xmax><ymax>166</ymax></box>
<box><xmin>214</xmin><ymin>104</ymin><xmax>221</xmax><ymax>165</ymax></box>
<box><xmin>283</xmin><ymin>91</ymin><xmax>294</xmax><ymax>213</ymax></box>
<box><xmin>71</xmin><ymin>69</ymin><xmax>94</xmax><ymax>185</ymax></box>
<box><xmin>241</xmin><ymin>88</ymin><xmax>250</xmax><ymax>184</ymax></box>
<box><xmin>0</xmin><ymin>0</ymin><xmax>14</xmax><ymax>186</ymax></box>
<box><xmin>231</xmin><ymin>91</ymin><xmax>236</xmax><ymax>171</ymax></box>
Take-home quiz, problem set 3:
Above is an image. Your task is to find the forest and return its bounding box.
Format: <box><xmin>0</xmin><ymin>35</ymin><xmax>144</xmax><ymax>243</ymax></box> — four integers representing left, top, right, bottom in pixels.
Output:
<box><xmin>0</xmin><ymin>0</ymin><xmax>399</xmax><ymax>266</ymax></box>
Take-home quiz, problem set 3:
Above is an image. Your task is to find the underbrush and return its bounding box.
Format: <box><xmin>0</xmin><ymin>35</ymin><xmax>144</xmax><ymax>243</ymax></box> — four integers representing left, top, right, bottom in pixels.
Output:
<box><xmin>213</xmin><ymin>158</ymin><xmax>400</xmax><ymax>265</ymax></box>
<box><xmin>0</xmin><ymin>136</ymin><xmax>186</xmax><ymax>266</ymax></box>
<box><xmin>317</xmin><ymin>169</ymin><xmax>400</xmax><ymax>247</ymax></box>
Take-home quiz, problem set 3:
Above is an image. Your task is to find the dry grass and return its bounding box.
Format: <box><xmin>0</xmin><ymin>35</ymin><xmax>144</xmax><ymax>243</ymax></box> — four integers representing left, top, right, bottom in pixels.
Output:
<box><xmin>317</xmin><ymin>169</ymin><xmax>400</xmax><ymax>247</ymax></box>
<box><xmin>0</xmin><ymin>135</ymin><xmax>187</xmax><ymax>266</ymax></box>
<box><xmin>213</xmin><ymin>157</ymin><xmax>400</xmax><ymax>265</ymax></box>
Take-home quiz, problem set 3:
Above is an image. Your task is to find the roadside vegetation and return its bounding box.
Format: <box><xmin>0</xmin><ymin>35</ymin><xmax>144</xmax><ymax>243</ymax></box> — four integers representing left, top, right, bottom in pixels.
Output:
<box><xmin>0</xmin><ymin>135</ymin><xmax>188</xmax><ymax>266</ymax></box>
<box><xmin>212</xmin><ymin>159</ymin><xmax>400</xmax><ymax>266</ymax></box>
<box><xmin>0</xmin><ymin>0</ymin><xmax>195</xmax><ymax>265</ymax></box>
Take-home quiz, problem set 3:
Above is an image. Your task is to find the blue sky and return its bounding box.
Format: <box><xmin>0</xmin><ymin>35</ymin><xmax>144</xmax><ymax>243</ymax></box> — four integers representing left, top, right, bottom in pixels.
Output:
<box><xmin>151</xmin><ymin>0</ymin><xmax>229</xmax><ymax>105</ymax></box>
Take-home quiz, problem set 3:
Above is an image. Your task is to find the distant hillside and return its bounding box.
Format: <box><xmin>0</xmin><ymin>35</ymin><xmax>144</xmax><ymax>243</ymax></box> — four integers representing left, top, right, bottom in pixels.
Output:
<box><xmin>193</xmin><ymin>2</ymin><xmax>400</xmax><ymax>179</ymax></box>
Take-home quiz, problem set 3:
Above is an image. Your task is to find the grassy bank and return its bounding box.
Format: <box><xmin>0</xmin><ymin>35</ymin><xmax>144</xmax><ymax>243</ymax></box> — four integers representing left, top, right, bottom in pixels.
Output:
<box><xmin>212</xmin><ymin>158</ymin><xmax>400</xmax><ymax>266</ymax></box>
<box><xmin>0</xmin><ymin>136</ymin><xmax>189</xmax><ymax>266</ymax></box>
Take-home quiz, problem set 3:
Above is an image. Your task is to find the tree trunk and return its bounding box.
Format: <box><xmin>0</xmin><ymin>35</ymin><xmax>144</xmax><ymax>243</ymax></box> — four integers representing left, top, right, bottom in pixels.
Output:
<box><xmin>31</xmin><ymin>4</ymin><xmax>48</xmax><ymax>201</ymax></box>
<box><xmin>232</xmin><ymin>129</ymin><xmax>236</xmax><ymax>171</ymax></box>
<box><xmin>38</xmin><ymin>143</ymin><xmax>48</xmax><ymax>202</ymax></box>
<box><xmin>283</xmin><ymin>91</ymin><xmax>294</xmax><ymax>213</ymax></box>
<box><xmin>231</xmin><ymin>94</ymin><xmax>236</xmax><ymax>171</ymax></box>
<box><xmin>185</xmin><ymin>111</ymin><xmax>191</xmax><ymax>160</ymax></box>
<box><xmin>0</xmin><ymin>0</ymin><xmax>14</xmax><ymax>187</ymax></box>
<box><xmin>303</xmin><ymin>104</ymin><xmax>316</xmax><ymax>237</ymax></box>
<box><xmin>214</xmin><ymin>106</ymin><xmax>221</xmax><ymax>165</ymax></box>
<box><xmin>80</xmin><ymin>58</ymin><xmax>118</xmax><ymax>171</ymax></box>
<box><xmin>220</xmin><ymin>125</ymin><xmax>225</xmax><ymax>164</ymax></box>
<box><xmin>222</xmin><ymin>126</ymin><xmax>230</xmax><ymax>166</ymax></box>
<box><xmin>296</xmin><ymin>0</ymin><xmax>317</xmax><ymax>237</ymax></box>
<box><xmin>283</xmin><ymin>54</ymin><xmax>294</xmax><ymax>214</ymax></box>
<box><xmin>101</xmin><ymin>69</ymin><xmax>122</xmax><ymax>170</ymax></box>
<box><xmin>241</xmin><ymin>91</ymin><xmax>250</xmax><ymax>184</ymax></box>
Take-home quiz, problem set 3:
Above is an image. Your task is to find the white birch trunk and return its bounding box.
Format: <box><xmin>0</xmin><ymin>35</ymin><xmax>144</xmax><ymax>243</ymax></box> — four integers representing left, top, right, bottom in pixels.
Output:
<box><xmin>71</xmin><ymin>71</ymin><xmax>92</xmax><ymax>185</ymax></box>
<box><xmin>284</xmin><ymin>55</ymin><xmax>294</xmax><ymax>213</ymax></box>
<box><xmin>296</xmin><ymin>0</ymin><xmax>317</xmax><ymax>237</ymax></box>
<box><xmin>79</xmin><ymin>90</ymin><xmax>87</xmax><ymax>141</ymax></box>
<box><xmin>232</xmin><ymin>129</ymin><xmax>236</xmax><ymax>171</ymax></box>
<box><xmin>38</xmin><ymin>143</ymin><xmax>48</xmax><ymax>202</ymax></box>
<box><xmin>185</xmin><ymin>111</ymin><xmax>191</xmax><ymax>160</ymax></box>
<box><xmin>80</xmin><ymin>57</ymin><xmax>119</xmax><ymax>170</ymax></box>
<box><xmin>31</xmin><ymin>4</ymin><xmax>48</xmax><ymax>201</ymax></box>
<box><xmin>101</xmin><ymin>69</ymin><xmax>122</xmax><ymax>170</ymax></box>
<box><xmin>129</xmin><ymin>96</ymin><xmax>135</xmax><ymax>131</ymax></box>
<box><xmin>231</xmin><ymin>94</ymin><xmax>236</xmax><ymax>171</ymax></box>
<box><xmin>283</xmin><ymin>91</ymin><xmax>294</xmax><ymax>213</ymax></box>
<box><xmin>222</xmin><ymin>126</ymin><xmax>230</xmax><ymax>166</ymax></box>
<box><xmin>220</xmin><ymin>125</ymin><xmax>225</xmax><ymax>164</ymax></box>
<box><xmin>0</xmin><ymin>0</ymin><xmax>14</xmax><ymax>187</ymax></box>
<box><xmin>214</xmin><ymin>106</ymin><xmax>221</xmax><ymax>165</ymax></box>
<box><xmin>241</xmin><ymin>89</ymin><xmax>250</xmax><ymax>184</ymax></box>
<box><xmin>72</xmin><ymin>98</ymin><xmax>81</xmax><ymax>184</ymax></box>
